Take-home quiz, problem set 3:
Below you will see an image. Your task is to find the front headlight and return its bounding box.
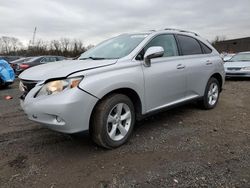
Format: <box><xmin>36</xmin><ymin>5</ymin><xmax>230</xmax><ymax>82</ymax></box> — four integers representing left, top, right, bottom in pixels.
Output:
<box><xmin>36</xmin><ymin>77</ymin><xmax>83</xmax><ymax>97</ymax></box>
<box><xmin>242</xmin><ymin>67</ymin><xmax>250</xmax><ymax>70</ymax></box>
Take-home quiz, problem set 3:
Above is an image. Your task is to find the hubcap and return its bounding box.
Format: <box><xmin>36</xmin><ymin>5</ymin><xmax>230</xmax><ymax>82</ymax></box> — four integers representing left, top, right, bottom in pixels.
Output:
<box><xmin>208</xmin><ymin>82</ymin><xmax>219</xmax><ymax>106</ymax></box>
<box><xmin>106</xmin><ymin>103</ymin><xmax>132</xmax><ymax>141</ymax></box>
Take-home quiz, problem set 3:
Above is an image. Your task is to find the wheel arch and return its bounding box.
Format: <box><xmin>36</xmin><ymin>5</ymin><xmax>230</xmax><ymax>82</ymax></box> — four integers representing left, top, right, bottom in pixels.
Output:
<box><xmin>90</xmin><ymin>87</ymin><xmax>143</xmax><ymax>130</ymax></box>
<box><xmin>210</xmin><ymin>73</ymin><xmax>223</xmax><ymax>92</ymax></box>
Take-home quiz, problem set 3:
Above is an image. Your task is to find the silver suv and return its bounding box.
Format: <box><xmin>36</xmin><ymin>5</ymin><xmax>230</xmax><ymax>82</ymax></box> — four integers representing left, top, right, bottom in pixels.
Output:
<box><xmin>19</xmin><ymin>29</ymin><xmax>225</xmax><ymax>148</ymax></box>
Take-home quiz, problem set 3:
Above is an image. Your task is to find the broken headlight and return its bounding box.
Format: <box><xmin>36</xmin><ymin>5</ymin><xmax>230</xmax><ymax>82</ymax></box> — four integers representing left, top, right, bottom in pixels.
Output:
<box><xmin>36</xmin><ymin>77</ymin><xmax>83</xmax><ymax>97</ymax></box>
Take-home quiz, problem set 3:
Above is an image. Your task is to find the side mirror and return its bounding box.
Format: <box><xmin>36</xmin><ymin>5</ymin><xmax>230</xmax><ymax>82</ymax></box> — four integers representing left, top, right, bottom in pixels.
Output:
<box><xmin>144</xmin><ymin>46</ymin><xmax>164</xmax><ymax>67</ymax></box>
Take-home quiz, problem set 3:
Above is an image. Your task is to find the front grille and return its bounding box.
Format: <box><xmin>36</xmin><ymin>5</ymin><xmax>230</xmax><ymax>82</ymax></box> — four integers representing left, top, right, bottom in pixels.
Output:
<box><xmin>20</xmin><ymin>79</ymin><xmax>39</xmax><ymax>100</ymax></box>
<box><xmin>227</xmin><ymin>67</ymin><xmax>241</xmax><ymax>71</ymax></box>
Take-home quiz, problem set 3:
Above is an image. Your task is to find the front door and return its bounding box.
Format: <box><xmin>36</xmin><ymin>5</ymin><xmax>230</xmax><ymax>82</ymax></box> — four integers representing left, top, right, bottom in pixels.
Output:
<box><xmin>141</xmin><ymin>34</ymin><xmax>187</xmax><ymax>112</ymax></box>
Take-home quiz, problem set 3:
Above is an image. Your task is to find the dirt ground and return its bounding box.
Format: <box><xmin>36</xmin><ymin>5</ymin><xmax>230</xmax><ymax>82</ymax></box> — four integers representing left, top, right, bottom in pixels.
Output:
<box><xmin>0</xmin><ymin>79</ymin><xmax>249</xmax><ymax>188</ymax></box>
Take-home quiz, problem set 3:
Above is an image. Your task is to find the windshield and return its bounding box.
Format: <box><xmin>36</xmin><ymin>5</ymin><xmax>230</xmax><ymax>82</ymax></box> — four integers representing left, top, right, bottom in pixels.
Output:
<box><xmin>79</xmin><ymin>34</ymin><xmax>148</xmax><ymax>60</ymax></box>
<box><xmin>26</xmin><ymin>57</ymin><xmax>42</xmax><ymax>63</ymax></box>
<box><xmin>229</xmin><ymin>53</ymin><xmax>250</xmax><ymax>62</ymax></box>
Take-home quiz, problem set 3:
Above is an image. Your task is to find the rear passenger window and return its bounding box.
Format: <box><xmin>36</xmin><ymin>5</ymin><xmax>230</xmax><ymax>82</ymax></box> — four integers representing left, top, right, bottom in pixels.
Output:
<box><xmin>200</xmin><ymin>42</ymin><xmax>212</xmax><ymax>54</ymax></box>
<box><xmin>177</xmin><ymin>35</ymin><xmax>202</xmax><ymax>55</ymax></box>
<box><xmin>144</xmin><ymin>34</ymin><xmax>179</xmax><ymax>57</ymax></box>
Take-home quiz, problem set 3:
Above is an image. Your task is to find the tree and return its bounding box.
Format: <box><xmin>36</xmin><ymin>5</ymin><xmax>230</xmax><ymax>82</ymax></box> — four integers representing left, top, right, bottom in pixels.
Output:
<box><xmin>212</xmin><ymin>35</ymin><xmax>226</xmax><ymax>46</ymax></box>
<box><xmin>0</xmin><ymin>36</ymin><xmax>23</xmax><ymax>54</ymax></box>
<box><xmin>60</xmin><ymin>38</ymin><xmax>70</xmax><ymax>53</ymax></box>
<box><xmin>0</xmin><ymin>35</ymin><xmax>91</xmax><ymax>57</ymax></box>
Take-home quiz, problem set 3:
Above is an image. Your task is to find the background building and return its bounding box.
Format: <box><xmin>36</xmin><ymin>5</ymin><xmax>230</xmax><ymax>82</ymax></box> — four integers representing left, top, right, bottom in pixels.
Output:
<box><xmin>214</xmin><ymin>37</ymin><xmax>250</xmax><ymax>53</ymax></box>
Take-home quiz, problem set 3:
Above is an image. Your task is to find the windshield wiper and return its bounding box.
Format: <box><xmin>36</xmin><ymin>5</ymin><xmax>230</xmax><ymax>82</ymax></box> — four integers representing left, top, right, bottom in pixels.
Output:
<box><xmin>79</xmin><ymin>57</ymin><xmax>106</xmax><ymax>60</ymax></box>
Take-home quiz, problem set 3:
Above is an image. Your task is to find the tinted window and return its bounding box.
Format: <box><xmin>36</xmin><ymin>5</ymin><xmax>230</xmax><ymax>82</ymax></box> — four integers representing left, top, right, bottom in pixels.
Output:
<box><xmin>200</xmin><ymin>42</ymin><xmax>212</xmax><ymax>54</ymax></box>
<box><xmin>41</xmin><ymin>57</ymin><xmax>49</xmax><ymax>63</ymax></box>
<box><xmin>41</xmin><ymin>57</ymin><xmax>51</xmax><ymax>63</ymax></box>
<box><xmin>26</xmin><ymin>57</ymin><xmax>42</xmax><ymax>63</ymax></box>
<box><xmin>41</xmin><ymin>57</ymin><xmax>57</xmax><ymax>63</ymax></box>
<box><xmin>177</xmin><ymin>35</ymin><xmax>202</xmax><ymax>55</ymax></box>
<box><xmin>49</xmin><ymin>57</ymin><xmax>57</xmax><ymax>62</ymax></box>
<box><xmin>144</xmin><ymin>34</ymin><xmax>179</xmax><ymax>58</ymax></box>
<box><xmin>57</xmin><ymin>56</ymin><xmax>65</xmax><ymax>61</ymax></box>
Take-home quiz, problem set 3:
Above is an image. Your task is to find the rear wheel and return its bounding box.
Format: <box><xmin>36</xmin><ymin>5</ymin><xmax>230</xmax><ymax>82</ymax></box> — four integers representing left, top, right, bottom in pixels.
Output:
<box><xmin>200</xmin><ymin>77</ymin><xmax>220</xmax><ymax>109</ymax></box>
<box><xmin>90</xmin><ymin>94</ymin><xmax>135</xmax><ymax>149</ymax></box>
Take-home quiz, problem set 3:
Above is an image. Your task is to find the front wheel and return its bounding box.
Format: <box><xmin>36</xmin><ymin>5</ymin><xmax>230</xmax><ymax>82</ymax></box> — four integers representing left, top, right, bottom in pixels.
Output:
<box><xmin>90</xmin><ymin>94</ymin><xmax>135</xmax><ymax>149</ymax></box>
<box><xmin>200</xmin><ymin>77</ymin><xmax>220</xmax><ymax>110</ymax></box>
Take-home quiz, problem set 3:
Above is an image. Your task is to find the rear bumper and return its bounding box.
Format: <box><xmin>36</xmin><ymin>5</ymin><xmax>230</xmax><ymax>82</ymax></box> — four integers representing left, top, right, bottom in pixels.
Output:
<box><xmin>20</xmin><ymin>86</ymin><xmax>98</xmax><ymax>133</ymax></box>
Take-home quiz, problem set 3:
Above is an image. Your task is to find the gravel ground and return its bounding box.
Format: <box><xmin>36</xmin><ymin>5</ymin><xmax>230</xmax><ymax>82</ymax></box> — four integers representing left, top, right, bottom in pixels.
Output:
<box><xmin>0</xmin><ymin>79</ymin><xmax>250</xmax><ymax>188</ymax></box>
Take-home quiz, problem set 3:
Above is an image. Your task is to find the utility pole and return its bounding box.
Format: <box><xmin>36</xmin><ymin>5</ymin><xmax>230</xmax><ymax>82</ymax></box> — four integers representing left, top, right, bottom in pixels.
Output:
<box><xmin>32</xmin><ymin>27</ymin><xmax>37</xmax><ymax>46</ymax></box>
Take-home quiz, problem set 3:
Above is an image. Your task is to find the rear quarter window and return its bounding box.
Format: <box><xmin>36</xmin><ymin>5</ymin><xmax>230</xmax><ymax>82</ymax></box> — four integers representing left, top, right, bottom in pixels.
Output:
<box><xmin>177</xmin><ymin>35</ymin><xmax>203</xmax><ymax>55</ymax></box>
<box><xmin>200</xmin><ymin>42</ymin><xmax>212</xmax><ymax>54</ymax></box>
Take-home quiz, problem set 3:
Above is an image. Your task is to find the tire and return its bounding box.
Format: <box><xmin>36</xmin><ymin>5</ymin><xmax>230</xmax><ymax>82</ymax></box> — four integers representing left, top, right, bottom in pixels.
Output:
<box><xmin>90</xmin><ymin>94</ymin><xmax>135</xmax><ymax>149</ymax></box>
<box><xmin>0</xmin><ymin>79</ymin><xmax>7</xmax><ymax>89</ymax></box>
<box><xmin>200</xmin><ymin>77</ymin><xmax>220</xmax><ymax>110</ymax></box>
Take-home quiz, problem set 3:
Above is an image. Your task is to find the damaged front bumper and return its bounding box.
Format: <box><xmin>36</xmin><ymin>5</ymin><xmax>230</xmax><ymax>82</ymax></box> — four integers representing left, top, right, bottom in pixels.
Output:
<box><xmin>20</xmin><ymin>84</ymin><xmax>98</xmax><ymax>133</ymax></box>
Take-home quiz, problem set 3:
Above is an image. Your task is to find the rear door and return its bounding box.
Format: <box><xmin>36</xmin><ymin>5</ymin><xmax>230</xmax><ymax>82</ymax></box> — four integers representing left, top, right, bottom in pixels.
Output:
<box><xmin>176</xmin><ymin>34</ymin><xmax>214</xmax><ymax>97</ymax></box>
<box><xmin>141</xmin><ymin>34</ymin><xmax>187</xmax><ymax>112</ymax></box>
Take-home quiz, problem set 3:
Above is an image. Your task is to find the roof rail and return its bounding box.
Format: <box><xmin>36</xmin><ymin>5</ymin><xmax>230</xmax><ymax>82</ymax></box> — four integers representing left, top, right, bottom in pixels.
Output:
<box><xmin>164</xmin><ymin>28</ymin><xmax>199</xmax><ymax>36</ymax></box>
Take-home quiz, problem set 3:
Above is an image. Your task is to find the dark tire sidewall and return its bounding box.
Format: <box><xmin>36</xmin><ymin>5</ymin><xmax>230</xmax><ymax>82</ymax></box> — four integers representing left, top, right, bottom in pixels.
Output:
<box><xmin>95</xmin><ymin>94</ymin><xmax>135</xmax><ymax>148</ymax></box>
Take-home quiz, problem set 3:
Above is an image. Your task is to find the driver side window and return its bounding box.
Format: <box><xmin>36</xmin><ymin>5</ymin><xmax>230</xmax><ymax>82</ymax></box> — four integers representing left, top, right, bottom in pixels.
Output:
<box><xmin>137</xmin><ymin>34</ymin><xmax>179</xmax><ymax>60</ymax></box>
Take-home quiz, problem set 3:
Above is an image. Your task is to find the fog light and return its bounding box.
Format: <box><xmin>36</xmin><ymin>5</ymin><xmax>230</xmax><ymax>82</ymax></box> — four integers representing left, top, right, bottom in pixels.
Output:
<box><xmin>56</xmin><ymin>116</ymin><xmax>63</xmax><ymax>123</ymax></box>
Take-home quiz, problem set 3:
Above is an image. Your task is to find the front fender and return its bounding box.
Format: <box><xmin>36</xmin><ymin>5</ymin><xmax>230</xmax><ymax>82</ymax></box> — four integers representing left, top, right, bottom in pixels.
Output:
<box><xmin>77</xmin><ymin>62</ymin><xmax>146</xmax><ymax>113</ymax></box>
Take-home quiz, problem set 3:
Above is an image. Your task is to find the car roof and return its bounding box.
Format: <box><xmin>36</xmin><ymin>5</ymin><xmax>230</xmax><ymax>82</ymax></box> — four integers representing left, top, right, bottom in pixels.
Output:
<box><xmin>157</xmin><ymin>28</ymin><xmax>198</xmax><ymax>36</ymax></box>
<box><xmin>122</xmin><ymin>28</ymin><xmax>199</xmax><ymax>37</ymax></box>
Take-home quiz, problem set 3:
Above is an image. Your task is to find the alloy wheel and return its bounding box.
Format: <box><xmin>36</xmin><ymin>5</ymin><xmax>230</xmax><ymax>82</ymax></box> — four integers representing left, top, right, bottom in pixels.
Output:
<box><xmin>106</xmin><ymin>103</ymin><xmax>132</xmax><ymax>141</ymax></box>
<box><xmin>208</xmin><ymin>82</ymin><xmax>219</xmax><ymax>106</ymax></box>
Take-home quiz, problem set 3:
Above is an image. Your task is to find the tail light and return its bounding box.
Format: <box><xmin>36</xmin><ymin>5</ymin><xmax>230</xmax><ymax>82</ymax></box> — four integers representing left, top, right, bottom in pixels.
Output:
<box><xmin>19</xmin><ymin>64</ymin><xmax>30</xmax><ymax>69</ymax></box>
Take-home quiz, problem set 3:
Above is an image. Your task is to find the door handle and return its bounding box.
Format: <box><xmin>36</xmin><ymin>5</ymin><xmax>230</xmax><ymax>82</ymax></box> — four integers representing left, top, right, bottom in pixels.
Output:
<box><xmin>205</xmin><ymin>60</ymin><xmax>213</xmax><ymax>65</ymax></box>
<box><xmin>177</xmin><ymin>64</ymin><xmax>185</xmax><ymax>69</ymax></box>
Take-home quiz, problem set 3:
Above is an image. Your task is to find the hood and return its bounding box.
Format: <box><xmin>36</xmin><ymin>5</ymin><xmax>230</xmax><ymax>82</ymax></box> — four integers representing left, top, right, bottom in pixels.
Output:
<box><xmin>19</xmin><ymin>59</ymin><xmax>117</xmax><ymax>81</ymax></box>
<box><xmin>224</xmin><ymin>61</ymin><xmax>250</xmax><ymax>68</ymax></box>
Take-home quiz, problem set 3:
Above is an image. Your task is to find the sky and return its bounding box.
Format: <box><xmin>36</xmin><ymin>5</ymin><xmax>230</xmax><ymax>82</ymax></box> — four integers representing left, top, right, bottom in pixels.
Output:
<box><xmin>0</xmin><ymin>0</ymin><xmax>250</xmax><ymax>46</ymax></box>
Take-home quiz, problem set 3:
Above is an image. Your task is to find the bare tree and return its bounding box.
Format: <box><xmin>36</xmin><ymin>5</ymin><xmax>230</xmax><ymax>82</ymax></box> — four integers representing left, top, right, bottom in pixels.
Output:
<box><xmin>50</xmin><ymin>40</ymin><xmax>61</xmax><ymax>53</ymax></box>
<box><xmin>1</xmin><ymin>36</ymin><xmax>12</xmax><ymax>53</ymax></box>
<box><xmin>86</xmin><ymin>44</ymin><xmax>94</xmax><ymax>50</ymax></box>
<box><xmin>71</xmin><ymin>39</ymin><xmax>86</xmax><ymax>55</ymax></box>
<box><xmin>0</xmin><ymin>35</ymin><xmax>90</xmax><ymax>57</ymax></box>
<box><xmin>0</xmin><ymin>36</ymin><xmax>23</xmax><ymax>54</ymax></box>
<box><xmin>60</xmin><ymin>38</ymin><xmax>70</xmax><ymax>53</ymax></box>
<box><xmin>212</xmin><ymin>35</ymin><xmax>227</xmax><ymax>45</ymax></box>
